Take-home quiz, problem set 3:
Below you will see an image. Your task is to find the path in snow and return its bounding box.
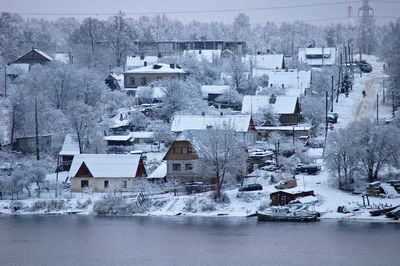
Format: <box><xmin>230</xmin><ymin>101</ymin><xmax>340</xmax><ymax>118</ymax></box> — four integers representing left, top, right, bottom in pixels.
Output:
<box><xmin>351</xmin><ymin>56</ymin><xmax>386</xmax><ymax>124</ymax></box>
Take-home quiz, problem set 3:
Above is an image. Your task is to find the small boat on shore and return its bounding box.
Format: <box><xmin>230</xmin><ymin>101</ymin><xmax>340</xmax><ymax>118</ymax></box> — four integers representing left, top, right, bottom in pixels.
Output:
<box><xmin>256</xmin><ymin>206</ymin><xmax>319</xmax><ymax>222</ymax></box>
<box><xmin>369</xmin><ymin>205</ymin><xmax>399</xmax><ymax>216</ymax></box>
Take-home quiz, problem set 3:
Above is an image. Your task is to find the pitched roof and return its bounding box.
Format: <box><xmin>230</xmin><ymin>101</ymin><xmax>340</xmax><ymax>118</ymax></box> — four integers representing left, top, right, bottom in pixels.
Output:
<box><xmin>298</xmin><ymin>47</ymin><xmax>336</xmax><ymax>66</ymax></box>
<box><xmin>241</xmin><ymin>95</ymin><xmax>299</xmax><ymax>114</ymax></box>
<box><xmin>125</xmin><ymin>63</ymin><xmax>186</xmax><ymax>74</ymax></box>
<box><xmin>59</xmin><ymin>134</ymin><xmax>80</xmax><ymax>156</ymax></box>
<box><xmin>245</xmin><ymin>54</ymin><xmax>284</xmax><ymax>69</ymax></box>
<box><xmin>171</xmin><ymin>114</ymin><xmax>253</xmax><ymax>133</ymax></box>
<box><xmin>32</xmin><ymin>48</ymin><xmax>53</xmax><ymax>61</ymax></box>
<box><xmin>69</xmin><ymin>154</ymin><xmax>142</xmax><ymax>178</ymax></box>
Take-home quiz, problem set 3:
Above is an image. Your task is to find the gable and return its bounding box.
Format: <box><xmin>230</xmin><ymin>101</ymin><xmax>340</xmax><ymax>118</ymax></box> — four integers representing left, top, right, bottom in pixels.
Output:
<box><xmin>75</xmin><ymin>162</ymin><xmax>93</xmax><ymax>178</ymax></box>
<box><xmin>12</xmin><ymin>49</ymin><xmax>53</xmax><ymax>64</ymax></box>
<box><xmin>163</xmin><ymin>140</ymin><xmax>198</xmax><ymax>161</ymax></box>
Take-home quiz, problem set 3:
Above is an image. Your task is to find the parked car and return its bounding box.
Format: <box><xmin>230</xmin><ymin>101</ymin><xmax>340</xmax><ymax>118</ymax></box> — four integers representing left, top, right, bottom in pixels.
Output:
<box><xmin>185</xmin><ymin>182</ymin><xmax>206</xmax><ymax>194</ymax></box>
<box><xmin>295</xmin><ymin>164</ymin><xmax>321</xmax><ymax>175</ymax></box>
<box><xmin>239</xmin><ymin>183</ymin><xmax>263</xmax><ymax>192</ymax></box>
<box><xmin>327</xmin><ymin>112</ymin><xmax>339</xmax><ymax>124</ymax></box>
<box><xmin>360</xmin><ymin>63</ymin><xmax>373</xmax><ymax>73</ymax></box>
<box><xmin>275</xmin><ymin>178</ymin><xmax>297</xmax><ymax>190</ymax></box>
<box><xmin>261</xmin><ymin>164</ymin><xmax>280</xmax><ymax>172</ymax></box>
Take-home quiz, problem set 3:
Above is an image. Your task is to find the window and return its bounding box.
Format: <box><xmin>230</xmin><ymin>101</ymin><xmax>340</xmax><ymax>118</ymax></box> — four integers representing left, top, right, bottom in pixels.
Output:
<box><xmin>187</xmin><ymin>147</ymin><xmax>193</xmax><ymax>153</ymax></box>
<box><xmin>81</xmin><ymin>180</ymin><xmax>89</xmax><ymax>188</ymax></box>
<box><xmin>31</xmin><ymin>52</ymin><xmax>37</xmax><ymax>58</ymax></box>
<box><xmin>104</xmin><ymin>180</ymin><xmax>109</xmax><ymax>188</ymax></box>
<box><xmin>141</xmin><ymin>77</ymin><xmax>147</xmax><ymax>85</ymax></box>
<box><xmin>185</xmin><ymin>164</ymin><xmax>193</xmax><ymax>171</ymax></box>
<box><xmin>130</xmin><ymin>77</ymin><xmax>135</xmax><ymax>85</ymax></box>
<box><xmin>182</xmin><ymin>148</ymin><xmax>188</xmax><ymax>154</ymax></box>
<box><xmin>173</xmin><ymin>147</ymin><xmax>182</xmax><ymax>154</ymax></box>
<box><xmin>122</xmin><ymin>180</ymin><xmax>127</xmax><ymax>188</ymax></box>
<box><xmin>172</xmin><ymin>164</ymin><xmax>181</xmax><ymax>171</ymax></box>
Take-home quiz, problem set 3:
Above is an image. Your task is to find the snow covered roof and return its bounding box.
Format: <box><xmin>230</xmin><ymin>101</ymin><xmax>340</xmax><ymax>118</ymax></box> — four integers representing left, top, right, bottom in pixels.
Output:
<box><xmin>125</xmin><ymin>63</ymin><xmax>186</xmax><ymax>74</ymax></box>
<box><xmin>126</xmin><ymin>55</ymin><xmax>159</xmax><ymax>70</ymax></box>
<box><xmin>200</xmin><ymin>85</ymin><xmax>230</xmax><ymax>99</ymax></box>
<box><xmin>59</xmin><ymin>134</ymin><xmax>80</xmax><ymax>156</ymax></box>
<box><xmin>298</xmin><ymin>47</ymin><xmax>336</xmax><ymax>66</ymax></box>
<box><xmin>183</xmin><ymin>49</ymin><xmax>221</xmax><ymax>62</ymax></box>
<box><xmin>256</xmin><ymin>126</ymin><xmax>312</xmax><ymax>131</ymax></box>
<box><xmin>54</xmin><ymin>53</ymin><xmax>70</xmax><ymax>64</ymax></box>
<box><xmin>33</xmin><ymin>48</ymin><xmax>53</xmax><ymax>61</ymax></box>
<box><xmin>241</xmin><ymin>95</ymin><xmax>299</xmax><ymax>114</ymax></box>
<box><xmin>106</xmin><ymin>73</ymin><xmax>125</xmax><ymax>89</ymax></box>
<box><xmin>147</xmin><ymin>161</ymin><xmax>167</xmax><ymax>179</ymax></box>
<box><xmin>6</xmin><ymin>63</ymin><xmax>29</xmax><ymax>75</ymax></box>
<box><xmin>69</xmin><ymin>154</ymin><xmax>142</xmax><ymax>178</ymax></box>
<box><xmin>245</xmin><ymin>54</ymin><xmax>284</xmax><ymax>69</ymax></box>
<box><xmin>171</xmin><ymin>114</ymin><xmax>253</xmax><ymax>133</ymax></box>
<box><xmin>253</xmin><ymin>69</ymin><xmax>311</xmax><ymax>97</ymax></box>
<box><xmin>104</xmin><ymin>135</ymin><xmax>133</xmax><ymax>141</ymax></box>
<box><xmin>131</xmin><ymin>131</ymin><xmax>154</xmax><ymax>139</ymax></box>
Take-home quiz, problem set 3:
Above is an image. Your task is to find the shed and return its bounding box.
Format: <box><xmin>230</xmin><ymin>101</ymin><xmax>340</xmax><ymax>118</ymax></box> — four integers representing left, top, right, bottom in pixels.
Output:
<box><xmin>270</xmin><ymin>190</ymin><xmax>315</xmax><ymax>206</ymax></box>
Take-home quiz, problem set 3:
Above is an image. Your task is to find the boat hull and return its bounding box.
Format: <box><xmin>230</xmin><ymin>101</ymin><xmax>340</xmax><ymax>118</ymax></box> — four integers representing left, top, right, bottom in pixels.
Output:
<box><xmin>256</xmin><ymin>212</ymin><xmax>319</xmax><ymax>222</ymax></box>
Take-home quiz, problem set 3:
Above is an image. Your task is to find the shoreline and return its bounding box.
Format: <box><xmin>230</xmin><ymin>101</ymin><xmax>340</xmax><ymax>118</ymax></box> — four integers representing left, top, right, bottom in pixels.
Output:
<box><xmin>1</xmin><ymin>209</ymin><xmax>399</xmax><ymax>224</ymax></box>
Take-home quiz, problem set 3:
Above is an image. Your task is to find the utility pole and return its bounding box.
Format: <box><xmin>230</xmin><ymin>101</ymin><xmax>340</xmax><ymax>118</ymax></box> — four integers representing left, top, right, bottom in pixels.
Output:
<box><xmin>3</xmin><ymin>66</ymin><xmax>6</xmax><ymax>97</ymax></box>
<box><xmin>323</xmin><ymin>90</ymin><xmax>328</xmax><ymax>157</ymax></box>
<box><xmin>383</xmin><ymin>80</ymin><xmax>385</xmax><ymax>104</ymax></box>
<box><xmin>377</xmin><ymin>94</ymin><xmax>379</xmax><ymax>125</ymax></box>
<box><xmin>358</xmin><ymin>0</ymin><xmax>374</xmax><ymax>54</ymax></box>
<box><xmin>331</xmin><ymin>75</ymin><xmax>334</xmax><ymax>112</ymax></box>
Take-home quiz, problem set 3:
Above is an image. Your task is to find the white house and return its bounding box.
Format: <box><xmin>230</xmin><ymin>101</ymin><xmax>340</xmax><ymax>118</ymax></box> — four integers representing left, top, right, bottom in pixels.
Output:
<box><xmin>298</xmin><ymin>47</ymin><xmax>337</xmax><ymax>67</ymax></box>
<box><xmin>69</xmin><ymin>154</ymin><xmax>147</xmax><ymax>192</ymax></box>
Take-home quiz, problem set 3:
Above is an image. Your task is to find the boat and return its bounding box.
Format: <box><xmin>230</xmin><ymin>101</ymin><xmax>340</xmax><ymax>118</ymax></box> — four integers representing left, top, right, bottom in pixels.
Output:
<box><xmin>256</xmin><ymin>206</ymin><xmax>319</xmax><ymax>222</ymax></box>
<box><xmin>369</xmin><ymin>205</ymin><xmax>399</xmax><ymax>216</ymax></box>
<box><xmin>385</xmin><ymin>206</ymin><xmax>400</xmax><ymax>219</ymax></box>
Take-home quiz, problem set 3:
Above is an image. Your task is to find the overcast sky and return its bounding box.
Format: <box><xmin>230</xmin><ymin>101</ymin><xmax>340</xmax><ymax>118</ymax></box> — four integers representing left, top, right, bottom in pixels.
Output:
<box><xmin>1</xmin><ymin>0</ymin><xmax>399</xmax><ymax>25</ymax></box>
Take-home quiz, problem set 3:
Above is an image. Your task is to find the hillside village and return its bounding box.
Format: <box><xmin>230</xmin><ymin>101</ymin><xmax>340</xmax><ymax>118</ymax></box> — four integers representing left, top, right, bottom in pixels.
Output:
<box><xmin>1</xmin><ymin>13</ymin><xmax>400</xmax><ymax>221</ymax></box>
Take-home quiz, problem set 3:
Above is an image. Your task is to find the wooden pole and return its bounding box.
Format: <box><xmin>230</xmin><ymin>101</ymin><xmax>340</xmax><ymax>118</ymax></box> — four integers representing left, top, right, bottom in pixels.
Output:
<box><xmin>331</xmin><ymin>75</ymin><xmax>334</xmax><ymax>112</ymax></box>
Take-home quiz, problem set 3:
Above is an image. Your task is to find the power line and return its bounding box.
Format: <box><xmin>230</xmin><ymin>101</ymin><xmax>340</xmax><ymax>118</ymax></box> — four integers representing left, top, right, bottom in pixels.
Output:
<box><xmin>9</xmin><ymin>1</ymin><xmax>363</xmax><ymax>17</ymax></box>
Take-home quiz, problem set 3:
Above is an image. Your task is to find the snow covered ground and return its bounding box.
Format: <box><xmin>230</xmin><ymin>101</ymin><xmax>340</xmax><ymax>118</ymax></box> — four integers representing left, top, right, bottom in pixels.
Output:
<box><xmin>1</xmin><ymin>55</ymin><xmax>399</xmax><ymax>222</ymax></box>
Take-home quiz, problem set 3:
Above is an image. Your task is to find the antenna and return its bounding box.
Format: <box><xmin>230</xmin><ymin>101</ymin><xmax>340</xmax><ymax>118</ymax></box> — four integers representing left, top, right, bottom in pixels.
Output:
<box><xmin>347</xmin><ymin>0</ymin><xmax>353</xmax><ymax>25</ymax></box>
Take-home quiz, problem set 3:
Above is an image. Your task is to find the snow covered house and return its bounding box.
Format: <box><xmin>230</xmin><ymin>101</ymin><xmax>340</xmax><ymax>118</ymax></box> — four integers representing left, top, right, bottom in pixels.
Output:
<box><xmin>105</xmin><ymin>73</ymin><xmax>124</xmax><ymax>91</ymax></box>
<box><xmin>241</xmin><ymin>95</ymin><xmax>301</xmax><ymax>125</ymax></box>
<box><xmin>10</xmin><ymin>48</ymin><xmax>53</xmax><ymax>66</ymax></box>
<box><xmin>171</xmin><ymin>114</ymin><xmax>257</xmax><ymax>146</ymax></box>
<box><xmin>59</xmin><ymin>134</ymin><xmax>80</xmax><ymax>171</ymax></box>
<box><xmin>104</xmin><ymin>135</ymin><xmax>133</xmax><ymax>146</ymax></box>
<box><xmin>69</xmin><ymin>154</ymin><xmax>147</xmax><ymax>192</ymax></box>
<box><xmin>124</xmin><ymin>63</ymin><xmax>186</xmax><ymax>88</ymax></box>
<box><xmin>245</xmin><ymin>54</ymin><xmax>285</xmax><ymax>70</ymax></box>
<box><xmin>125</xmin><ymin>55</ymin><xmax>159</xmax><ymax>71</ymax></box>
<box><xmin>13</xmin><ymin>134</ymin><xmax>52</xmax><ymax>153</ymax></box>
<box><xmin>162</xmin><ymin>130</ymin><xmax>209</xmax><ymax>183</ymax></box>
<box><xmin>298</xmin><ymin>47</ymin><xmax>336</xmax><ymax>67</ymax></box>
<box><xmin>131</xmin><ymin>132</ymin><xmax>155</xmax><ymax>144</ymax></box>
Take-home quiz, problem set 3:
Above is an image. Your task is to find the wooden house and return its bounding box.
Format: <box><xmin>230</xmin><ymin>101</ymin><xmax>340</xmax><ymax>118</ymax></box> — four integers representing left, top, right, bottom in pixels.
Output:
<box><xmin>69</xmin><ymin>154</ymin><xmax>147</xmax><ymax>192</ymax></box>
<box><xmin>242</xmin><ymin>95</ymin><xmax>302</xmax><ymax>126</ymax></box>
<box><xmin>10</xmin><ymin>48</ymin><xmax>53</xmax><ymax>66</ymax></box>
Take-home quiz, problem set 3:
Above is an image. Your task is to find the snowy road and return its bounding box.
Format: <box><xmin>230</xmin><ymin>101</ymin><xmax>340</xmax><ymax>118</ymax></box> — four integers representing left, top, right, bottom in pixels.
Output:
<box><xmin>351</xmin><ymin>56</ymin><xmax>386</xmax><ymax>124</ymax></box>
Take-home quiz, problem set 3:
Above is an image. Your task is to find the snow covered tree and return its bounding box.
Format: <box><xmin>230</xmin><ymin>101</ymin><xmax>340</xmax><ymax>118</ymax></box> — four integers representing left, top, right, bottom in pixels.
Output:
<box><xmin>355</xmin><ymin>119</ymin><xmax>400</xmax><ymax>182</ymax></box>
<box><xmin>254</xmin><ymin>105</ymin><xmax>279</xmax><ymax>126</ymax></box>
<box><xmin>232</xmin><ymin>13</ymin><xmax>250</xmax><ymax>42</ymax></box>
<box><xmin>325</xmin><ymin>128</ymin><xmax>360</xmax><ymax>189</ymax></box>
<box><xmin>128</xmin><ymin>109</ymin><xmax>149</xmax><ymax>131</ymax></box>
<box><xmin>157</xmin><ymin>79</ymin><xmax>205</xmax><ymax>122</ymax></box>
<box><xmin>214</xmin><ymin>89</ymin><xmax>243</xmax><ymax>109</ymax></box>
<box><xmin>193</xmin><ymin>126</ymin><xmax>247</xmax><ymax>200</ymax></box>
<box><xmin>226</xmin><ymin>54</ymin><xmax>248</xmax><ymax>92</ymax></box>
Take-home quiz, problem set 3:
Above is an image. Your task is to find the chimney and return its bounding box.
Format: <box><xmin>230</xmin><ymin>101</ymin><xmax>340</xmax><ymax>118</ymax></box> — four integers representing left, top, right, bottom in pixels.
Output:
<box><xmin>220</xmin><ymin>112</ymin><xmax>223</xmax><ymax>116</ymax></box>
<box><xmin>170</xmin><ymin>63</ymin><xmax>175</xmax><ymax>69</ymax></box>
<box><xmin>282</xmin><ymin>84</ymin><xmax>285</xmax><ymax>89</ymax></box>
<box><xmin>144</xmin><ymin>61</ymin><xmax>147</xmax><ymax>66</ymax></box>
<box><xmin>201</xmin><ymin>112</ymin><xmax>205</xmax><ymax>116</ymax></box>
<box><xmin>199</xmin><ymin>50</ymin><xmax>202</xmax><ymax>54</ymax></box>
<box><xmin>158</xmin><ymin>52</ymin><xmax>162</xmax><ymax>58</ymax></box>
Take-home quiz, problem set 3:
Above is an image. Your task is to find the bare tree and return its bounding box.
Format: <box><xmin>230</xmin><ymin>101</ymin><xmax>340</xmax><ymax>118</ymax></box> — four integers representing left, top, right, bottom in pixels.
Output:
<box><xmin>193</xmin><ymin>126</ymin><xmax>247</xmax><ymax>200</ymax></box>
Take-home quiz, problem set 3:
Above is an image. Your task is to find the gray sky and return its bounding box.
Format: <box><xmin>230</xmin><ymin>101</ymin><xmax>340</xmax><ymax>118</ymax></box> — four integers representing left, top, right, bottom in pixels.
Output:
<box><xmin>1</xmin><ymin>0</ymin><xmax>399</xmax><ymax>25</ymax></box>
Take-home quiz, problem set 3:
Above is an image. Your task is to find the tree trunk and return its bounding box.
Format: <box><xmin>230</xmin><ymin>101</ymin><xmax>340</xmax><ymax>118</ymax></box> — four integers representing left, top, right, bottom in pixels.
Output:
<box><xmin>35</xmin><ymin>96</ymin><xmax>40</xmax><ymax>161</ymax></box>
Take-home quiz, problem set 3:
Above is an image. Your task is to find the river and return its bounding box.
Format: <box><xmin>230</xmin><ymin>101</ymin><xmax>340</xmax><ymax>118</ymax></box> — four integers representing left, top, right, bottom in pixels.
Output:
<box><xmin>0</xmin><ymin>215</ymin><xmax>398</xmax><ymax>266</ymax></box>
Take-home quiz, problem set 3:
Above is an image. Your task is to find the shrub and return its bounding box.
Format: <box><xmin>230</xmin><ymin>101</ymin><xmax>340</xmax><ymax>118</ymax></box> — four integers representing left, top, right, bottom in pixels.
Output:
<box><xmin>93</xmin><ymin>196</ymin><xmax>139</xmax><ymax>215</ymax></box>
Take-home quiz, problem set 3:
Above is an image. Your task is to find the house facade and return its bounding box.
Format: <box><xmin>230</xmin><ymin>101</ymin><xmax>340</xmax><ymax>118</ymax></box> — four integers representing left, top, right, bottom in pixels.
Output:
<box><xmin>124</xmin><ymin>63</ymin><xmax>186</xmax><ymax>88</ymax></box>
<box><xmin>69</xmin><ymin>154</ymin><xmax>147</xmax><ymax>192</ymax></box>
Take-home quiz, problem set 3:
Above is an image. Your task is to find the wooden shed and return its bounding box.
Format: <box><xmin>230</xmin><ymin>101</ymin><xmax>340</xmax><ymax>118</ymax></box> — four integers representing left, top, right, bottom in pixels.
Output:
<box><xmin>270</xmin><ymin>190</ymin><xmax>314</xmax><ymax>206</ymax></box>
